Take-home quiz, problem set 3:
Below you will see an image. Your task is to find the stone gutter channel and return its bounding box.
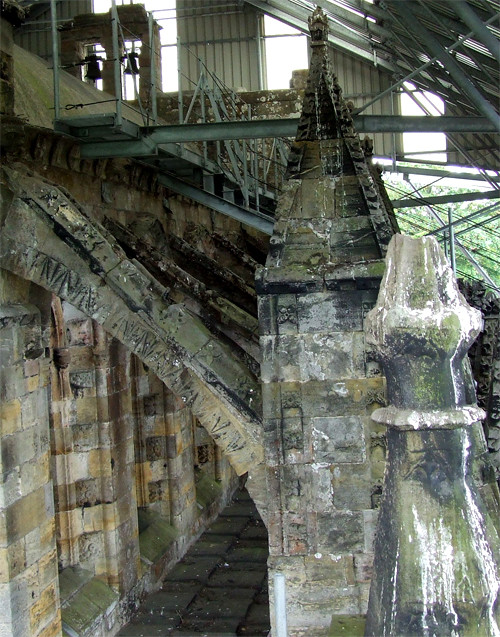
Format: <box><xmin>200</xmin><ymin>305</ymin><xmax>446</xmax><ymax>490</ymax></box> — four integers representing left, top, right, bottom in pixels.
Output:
<box><xmin>119</xmin><ymin>489</ymin><xmax>270</xmax><ymax>636</ymax></box>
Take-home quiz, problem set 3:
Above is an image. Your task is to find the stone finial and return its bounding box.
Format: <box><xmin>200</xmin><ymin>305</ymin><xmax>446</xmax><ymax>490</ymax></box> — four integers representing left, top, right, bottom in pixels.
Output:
<box><xmin>308</xmin><ymin>6</ymin><xmax>328</xmax><ymax>42</ymax></box>
<box><xmin>364</xmin><ymin>233</ymin><xmax>500</xmax><ymax>637</ymax></box>
<box><xmin>365</xmin><ymin>234</ymin><xmax>482</xmax><ymax>411</ymax></box>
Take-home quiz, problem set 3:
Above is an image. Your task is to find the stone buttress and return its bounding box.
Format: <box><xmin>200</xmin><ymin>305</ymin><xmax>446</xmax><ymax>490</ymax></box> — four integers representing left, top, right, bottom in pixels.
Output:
<box><xmin>256</xmin><ymin>8</ymin><xmax>398</xmax><ymax>636</ymax></box>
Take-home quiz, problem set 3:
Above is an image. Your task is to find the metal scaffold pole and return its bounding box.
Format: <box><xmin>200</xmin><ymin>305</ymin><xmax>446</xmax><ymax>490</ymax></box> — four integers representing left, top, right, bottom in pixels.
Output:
<box><xmin>148</xmin><ymin>11</ymin><xmax>157</xmax><ymax>124</ymax></box>
<box><xmin>111</xmin><ymin>0</ymin><xmax>122</xmax><ymax>127</ymax></box>
<box><xmin>50</xmin><ymin>0</ymin><xmax>60</xmax><ymax>121</ymax></box>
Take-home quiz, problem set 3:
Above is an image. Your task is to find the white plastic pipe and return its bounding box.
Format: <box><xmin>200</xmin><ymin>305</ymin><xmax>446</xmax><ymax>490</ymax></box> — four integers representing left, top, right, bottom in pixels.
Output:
<box><xmin>274</xmin><ymin>572</ymin><xmax>288</xmax><ymax>637</ymax></box>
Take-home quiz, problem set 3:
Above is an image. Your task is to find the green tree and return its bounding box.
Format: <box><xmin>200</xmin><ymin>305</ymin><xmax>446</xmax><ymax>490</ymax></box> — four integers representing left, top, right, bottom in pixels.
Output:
<box><xmin>383</xmin><ymin>175</ymin><xmax>500</xmax><ymax>293</ymax></box>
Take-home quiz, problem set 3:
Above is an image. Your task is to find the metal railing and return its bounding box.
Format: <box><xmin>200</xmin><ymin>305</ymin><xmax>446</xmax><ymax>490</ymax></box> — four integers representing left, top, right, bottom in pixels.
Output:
<box><xmin>49</xmin><ymin>0</ymin><xmax>289</xmax><ymax>214</ymax></box>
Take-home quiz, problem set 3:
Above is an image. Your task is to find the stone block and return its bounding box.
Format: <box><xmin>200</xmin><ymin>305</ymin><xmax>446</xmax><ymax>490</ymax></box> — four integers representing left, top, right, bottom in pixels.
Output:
<box><xmin>65</xmin><ymin>318</ymin><xmax>94</xmax><ymax>347</ymax></box>
<box><xmin>280</xmin><ymin>465</ymin><xmax>309</xmax><ymax>513</ymax></box>
<box><xmin>75</xmin><ymin>396</ymin><xmax>98</xmax><ymax>423</ymax></box>
<box><xmin>280</xmin><ymin>382</ymin><xmax>303</xmax><ymax>417</ymax></box>
<box><xmin>38</xmin><ymin>549</ymin><xmax>58</xmax><ymax>590</ymax></box>
<box><xmin>257</xmin><ymin>294</ymin><xmax>278</xmax><ymax>336</ymax></box>
<box><xmin>299</xmin><ymin>177</ymin><xmax>336</xmax><ymax>220</ymax></box>
<box><xmin>24</xmin><ymin>526</ymin><xmax>42</xmax><ymax>569</ymax></box>
<box><xmin>281</xmin><ymin>417</ymin><xmax>305</xmax><ymax>464</ymax></box>
<box><xmin>298</xmin><ymin>332</ymin><xmax>363</xmax><ymax>381</ymax></box>
<box><xmin>75</xmin><ymin>479</ymin><xmax>102</xmax><ymax>508</ymax></box>
<box><xmin>69</xmin><ymin>370</ymin><xmax>95</xmax><ymax>395</ymax></box>
<box><xmin>0</xmin><ymin>547</ymin><xmax>8</xmax><ymax>583</ymax></box>
<box><xmin>276</xmin><ymin>294</ymin><xmax>299</xmax><ymax>334</ymax></box>
<box><xmin>162</xmin><ymin>305</ymin><xmax>211</xmax><ymax>354</ymax></box>
<box><xmin>30</xmin><ymin>582</ymin><xmax>57</xmax><ymax>635</ymax></box>
<box><xmin>362</xmin><ymin>509</ymin><xmax>378</xmax><ymax>553</ymax></box>
<box><xmin>37</xmin><ymin>614</ymin><xmax>62</xmax><ymax>637</ymax></box>
<box><xmin>282</xmin><ymin>512</ymin><xmax>308</xmax><ymax>555</ymax></box>
<box><xmin>331</xmin><ymin>464</ymin><xmax>372</xmax><ymax>510</ymax></box>
<box><xmin>312</xmin><ymin>416</ymin><xmax>366</xmax><ymax>463</ymax></box>
<box><xmin>25</xmin><ymin>374</ymin><xmax>40</xmax><ymax>393</ymax></box>
<box><xmin>317</xmin><ymin>511</ymin><xmax>364</xmax><ymax>553</ymax></box>
<box><xmin>39</xmin><ymin>518</ymin><xmax>56</xmax><ymax>556</ymax></box>
<box><xmin>0</xmin><ymin>399</ymin><xmax>21</xmax><ymax>436</ymax></box>
<box><xmin>149</xmin><ymin>459</ymin><xmax>169</xmax><ymax>483</ymax></box>
<box><xmin>288</xmin><ymin>582</ymin><xmax>361</xmax><ymax>627</ymax></box>
<box><xmin>5</xmin><ymin>537</ymin><xmax>25</xmax><ymax>580</ymax></box>
<box><xmin>66</xmin><ymin>345</ymin><xmax>94</xmax><ymax>370</ymax></box>
<box><xmin>260</xmin><ymin>335</ymin><xmax>301</xmax><ymax>383</ymax></box>
<box><xmin>304</xmin><ymin>553</ymin><xmax>354</xmax><ymax>585</ymax></box>
<box><xmin>21</xmin><ymin>391</ymin><xmax>44</xmax><ymax>431</ymax></box>
<box><xmin>0</xmin><ymin>364</ymin><xmax>25</xmax><ymax>402</ymax></box>
<box><xmin>261</xmin><ymin>383</ymin><xmax>281</xmax><ymax>421</ymax></box>
<box><xmin>71</xmin><ymin>423</ymin><xmax>98</xmax><ymax>452</ymax></box>
<box><xmin>353</xmin><ymin>552</ymin><xmax>373</xmax><ymax>583</ymax></box>
<box><xmin>4</xmin><ymin>486</ymin><xmax>48</xmax><ymax>545</ymax></box>
<box><xmin>88</xmin><ymin>448</ymin><xmax>112</xmax><ymax>479</ymax></box>
<box><xmin>20</xmin><ymin>452</ymin><xmax>50</xmax><ymax>496</ymax></box>
<box><xmin>329</xmin><ymin>615</ymin><xmax>366</xmax><ymax>636</ymax></box>
<box><xmin>281</xmin><ymin>243</ymin><xmax>329</xmax><ymax>267</ymax></box>
<box><xmin>297</xmin><ymin>292</ymin><xmax>363</xmax><ymax>333</ymax></box>
<box><xmin>309</xmin><ymin>465</ymin><xmax>334</xmax><ymax>513</ymax></box>
<box><xmin>78</xmin><ymin>531</ymin><xmax>105</xmax><ymax>567</ymax></box>
<box><xmin>301</xmin><ymin>377</ymin><xmax>384</xmax><ymax>418</ymax></box>
<box><xmin>146</xmin><ymin>435</ymin><xmax>167</xmax><ymax>461</ymax></box>
<box><xmin>0</xmin><ymin>467</ymin><xmax>20</xmax><ymax>509</ymax></box>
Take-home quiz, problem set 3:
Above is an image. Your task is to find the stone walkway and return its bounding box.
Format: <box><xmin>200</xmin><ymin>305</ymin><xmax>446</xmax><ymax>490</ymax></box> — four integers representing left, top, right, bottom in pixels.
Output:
<box><xmin>119</xmin><ymin>489</ymin><xmax>270</xmax><ymax>636</ymax></box>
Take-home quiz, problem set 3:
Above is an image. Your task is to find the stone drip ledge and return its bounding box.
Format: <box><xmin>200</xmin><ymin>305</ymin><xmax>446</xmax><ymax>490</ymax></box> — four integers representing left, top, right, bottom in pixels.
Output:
<box><xmin>371</xmin><ymin>404</ymin><xmax>486</xmax><ymax>430</ymax></box>
<box><xmin>137</xmin><ymin>509</ymin><xmax>179</xmax><ymax>566</ymax></box>
<box><xmin>59</xmin><ymin>567</ymin><xmax>119</xmax><ymax>637</ymax></box>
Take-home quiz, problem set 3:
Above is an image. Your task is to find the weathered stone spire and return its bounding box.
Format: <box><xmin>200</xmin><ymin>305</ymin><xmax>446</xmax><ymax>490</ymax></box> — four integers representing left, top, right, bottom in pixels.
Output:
<box><xmin>365</xmin><ymin>235</ymin><xmax>500</xmax><ymax>636</ymax></box>
<box><xmin>292</xmin><ymin>6</ymin><xmax>343</xmax><ymax>143</ymax></box>
<box><xmin>256</xmin><ymin>8</ymin><xmax>401</xmax><ymax>636</ymax></box>
<box><xmin>267</xmin><ymin>6</ymin><xmax>397</xmax><ymax>273</ymax></box>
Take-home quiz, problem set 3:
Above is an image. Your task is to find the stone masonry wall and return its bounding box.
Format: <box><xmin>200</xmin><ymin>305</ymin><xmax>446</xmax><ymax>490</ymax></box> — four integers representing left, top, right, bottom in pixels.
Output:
<box><xmin>1</xmin><ymin>277</ymin><xmax>62</xmax><ymax>637</ymax></box>
<box><xmin>0</xmin><ymin>265</ymin><xmax>240</xmax><ymax>637</ymax></box>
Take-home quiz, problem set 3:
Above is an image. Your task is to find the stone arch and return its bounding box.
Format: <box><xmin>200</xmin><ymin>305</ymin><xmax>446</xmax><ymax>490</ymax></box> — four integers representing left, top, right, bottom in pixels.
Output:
<box><xmin>0</xmin><ymin>164</ymin><xmax>266</xmax><ymax>517</ymax></box>
<box><xmin>0</xmin><ymin>165</ymin><xmax>265</xmax><ymax>496</ymax></box>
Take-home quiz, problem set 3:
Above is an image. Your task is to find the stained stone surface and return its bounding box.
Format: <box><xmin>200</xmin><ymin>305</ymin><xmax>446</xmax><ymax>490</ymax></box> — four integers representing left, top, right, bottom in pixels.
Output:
<box><xmin>257</xmin><ymin>7</ymin><xmax>398</xmax><ymax>636</ymax></box>
<box><xmin>364</xmin><ymin>235</ymin><xmax>500</xmax><ymax>637</ymax></box>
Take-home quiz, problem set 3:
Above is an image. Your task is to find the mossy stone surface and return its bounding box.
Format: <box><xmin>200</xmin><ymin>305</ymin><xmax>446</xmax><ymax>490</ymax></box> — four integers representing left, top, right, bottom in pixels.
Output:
<box><xmin>139</xmin><ymin>516</ymin><xmax>178</xmax><ymax>564</ymax></box>
<box><xmin>195</xmin><ymin>471</ymin><xmax>222</xmax><ymax>509</ymax></box>
<box><xmin>329</xmin><ymin>614</ymin><xmax>366</xmax><ymax>636</ymax></box>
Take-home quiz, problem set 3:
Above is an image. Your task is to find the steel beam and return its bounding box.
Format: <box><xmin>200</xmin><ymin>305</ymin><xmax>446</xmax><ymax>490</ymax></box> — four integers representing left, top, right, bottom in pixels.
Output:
<box><xmin>427</xmin><ymin>201</ymin><xmax>500</xmax><ymax>237</ymax></box>
<box><xmin>157</xmin><ymin>173</ymin><xmax>274</xmax><ymax>236</ymax></box>
<box><xmin>394</xmin><ymin>1</ymin><xmax>500</xmax><ymax>132</ymax></box>
<box><xmin>385</xmin><ymin>163</ymin><xmax>500</xmax><ymax>183</ymax></box>
<box><xmin>243</xmin><ymin>0</ymin><xmax>397</xmax><ymax>72</ymax></box>
<box><xmin>355</xmin><ymin>115</ymin><xmax>496</xmax><ymax>133</ymax></box>
<box><xmin>406</xmin><ymin>179</ymin><xmax>498</xmax><ymax>289</ymax></box>
<box><xmin>148</xmin><ymin>115</ymin><xmax>495</xmax><ymax>144</ymax></box>
<box><xmin>80</xmin><ymin>138</ymin><xmax>157</xmax><ymax>158</ymax></box>
<box><xmin>392</xmin><ymin>189</ymin><xmax>500</xmax><ymax>209</ymax></box>
<box><xmin>452</xmin><ymin>0</ymin><xmax>500</xmax><ymax>66</ymax></box>
<box><xmin>77</xmin><ymin>114</ymin><xmax>498</xmax><ymax>160</ymax></box>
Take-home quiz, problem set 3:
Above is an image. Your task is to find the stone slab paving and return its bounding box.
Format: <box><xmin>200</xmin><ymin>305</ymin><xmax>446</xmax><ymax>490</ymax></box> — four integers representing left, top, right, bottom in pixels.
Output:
<box><xmin>119</xmin><ymin>489</ymin><xmax>270</xmax><ymax>636</ymax></box>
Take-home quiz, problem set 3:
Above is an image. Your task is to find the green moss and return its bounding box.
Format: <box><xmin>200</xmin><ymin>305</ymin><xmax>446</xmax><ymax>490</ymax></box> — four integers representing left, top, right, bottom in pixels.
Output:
<box><xmin>139</xmin><ymin>515</ymin><xmax>178</xmax><ymax>564</ymax></box>
<box><xmin>61</xmin><ymin>572</ymin><xmax>118</xmax><ymax>636</ymax></box>
<box><xmin>329</xmin><ymin>614</ymin><xmax>366</xmax><ymax>636</ymax></box>
<box><xmin>195</xmin><ymin>471</ymin><xmax>222</xmax><ymax>509</ymax></box>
